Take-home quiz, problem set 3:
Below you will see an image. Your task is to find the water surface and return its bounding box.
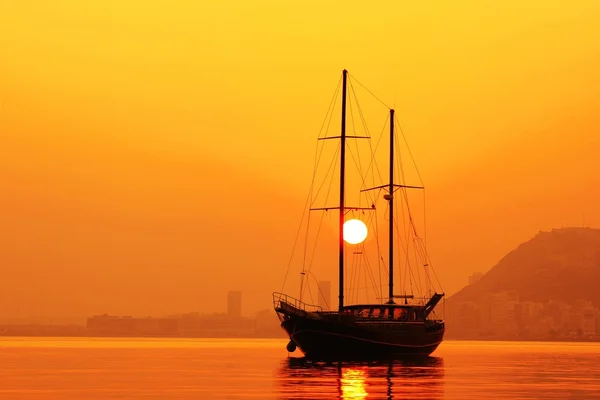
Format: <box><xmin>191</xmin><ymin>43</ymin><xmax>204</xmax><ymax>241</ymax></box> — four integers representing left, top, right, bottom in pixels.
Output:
<box><xmin>0</xmin><ymin>337</ymin><xmax>598</xmax><ymax>399</ymax></box>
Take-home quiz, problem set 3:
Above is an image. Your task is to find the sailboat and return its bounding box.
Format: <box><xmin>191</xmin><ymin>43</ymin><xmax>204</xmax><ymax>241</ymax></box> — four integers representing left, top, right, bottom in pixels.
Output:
<box><xmin>273</xmin><ymin>69</ymin><xmax>445</xmax><ymax>360</ymax></box>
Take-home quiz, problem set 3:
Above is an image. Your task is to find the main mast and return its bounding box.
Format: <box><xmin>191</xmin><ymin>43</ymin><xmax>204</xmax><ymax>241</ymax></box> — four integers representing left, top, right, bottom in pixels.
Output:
<box><xmin>338</xmin><ymin>69</ymin><xmax>348</xmax><ymax>311</ymax></box>
<box><xmin>387</xmin><ymin>109</ymin><xmax>395</xmax><ymax>304</ymax></box>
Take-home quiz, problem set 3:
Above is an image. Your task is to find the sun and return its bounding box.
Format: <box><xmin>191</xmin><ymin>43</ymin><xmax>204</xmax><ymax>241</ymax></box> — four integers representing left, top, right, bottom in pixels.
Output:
<box><xmin>343</xmin><ymin>219</ymin><xmax>368</xmax><ymax>244</ymax></box>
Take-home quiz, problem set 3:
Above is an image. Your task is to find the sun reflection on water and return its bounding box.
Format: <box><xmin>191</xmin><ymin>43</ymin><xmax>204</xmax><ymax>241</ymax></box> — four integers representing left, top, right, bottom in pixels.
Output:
<box><xmin>340</xmin><ymin>368</ymin><xmax>368</xmax><ymax>398</ymax></box>
<box><xmin>277</xmin><ymin>356</ymin><xmax>446</xmax><ymax>399</ymax></box>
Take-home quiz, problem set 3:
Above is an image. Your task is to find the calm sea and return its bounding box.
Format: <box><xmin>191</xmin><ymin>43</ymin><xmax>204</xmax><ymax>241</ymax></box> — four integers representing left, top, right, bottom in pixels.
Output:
<box><xmin>0</xmin><ymin>337</ymin><xmax>598</xmax><ymax>399</ymax></box>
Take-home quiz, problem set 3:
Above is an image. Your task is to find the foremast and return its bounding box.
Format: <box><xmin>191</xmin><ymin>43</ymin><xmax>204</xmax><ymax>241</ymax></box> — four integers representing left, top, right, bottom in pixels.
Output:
<box><xmin>310</xmin><ymin>70</ymin><xmax>371</xmax><ymax>311</ymax></box>
<box><xmin>338</xmin><ymin>70</ymin><xmax>348</xmax><ymax>311</ymax></box>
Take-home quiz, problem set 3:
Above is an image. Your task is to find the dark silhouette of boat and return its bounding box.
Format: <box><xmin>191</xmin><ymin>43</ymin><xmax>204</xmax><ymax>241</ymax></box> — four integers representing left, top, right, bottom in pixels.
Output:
<box><xmin>273</xmin><ymin>70</ymin><xmax>445</xmax><ymax>360</ymax></box>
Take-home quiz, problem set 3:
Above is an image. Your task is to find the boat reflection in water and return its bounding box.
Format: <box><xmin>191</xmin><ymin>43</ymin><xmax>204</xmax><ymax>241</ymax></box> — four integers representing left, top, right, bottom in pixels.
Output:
<box><xmin>277</xmin><ymin>356</ymin><xmax>444</xmax><ymax>399</ymax></box>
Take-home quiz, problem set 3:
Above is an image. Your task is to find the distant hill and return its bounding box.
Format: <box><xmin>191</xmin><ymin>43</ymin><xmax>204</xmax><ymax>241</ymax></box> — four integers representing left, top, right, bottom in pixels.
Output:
<box><xmin>449</xmin><ymin>227</ymin><xmax>600</xmax><ymax>309</ymax></box>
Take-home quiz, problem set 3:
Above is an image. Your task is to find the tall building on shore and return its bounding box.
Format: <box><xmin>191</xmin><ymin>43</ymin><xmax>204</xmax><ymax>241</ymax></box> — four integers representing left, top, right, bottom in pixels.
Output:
<box><xmin>318</xmin><ymin>281</ymin><xmax>331</xmax><ymax>311</ymax></box>
<box><xmin>227</xmin><ymin>291</ymin><xmax>242</xmax><ymax>318</ymax></box>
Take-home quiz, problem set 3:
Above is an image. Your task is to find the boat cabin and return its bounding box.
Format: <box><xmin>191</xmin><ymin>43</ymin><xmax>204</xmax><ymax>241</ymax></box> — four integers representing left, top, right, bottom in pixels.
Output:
<box><xmin>342</xmin><ymin>304</ymin><xmax>426</xmax><ymax>322</ymax></box>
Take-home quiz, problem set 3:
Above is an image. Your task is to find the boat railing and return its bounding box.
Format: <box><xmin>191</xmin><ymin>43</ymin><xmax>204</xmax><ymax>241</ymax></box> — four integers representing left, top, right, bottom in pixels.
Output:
<box><xmin>272</xmin><ymin>292</ymin><xmax>323</xmax><ymax>313</ymax></box>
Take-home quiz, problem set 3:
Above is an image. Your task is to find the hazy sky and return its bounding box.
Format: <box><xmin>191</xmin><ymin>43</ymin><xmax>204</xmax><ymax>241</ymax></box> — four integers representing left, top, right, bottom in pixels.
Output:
<box><xmin>1</xmin><ymin>1</ymin><xmax>599</xmax><ymax>320</ymax></box>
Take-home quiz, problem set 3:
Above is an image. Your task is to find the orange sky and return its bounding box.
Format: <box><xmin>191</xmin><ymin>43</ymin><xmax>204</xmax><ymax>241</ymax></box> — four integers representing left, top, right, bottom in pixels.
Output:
<box><xmin>1</xmin><ymin>1</ymin><xmax>599</xmax><ymax>321</ymax></box>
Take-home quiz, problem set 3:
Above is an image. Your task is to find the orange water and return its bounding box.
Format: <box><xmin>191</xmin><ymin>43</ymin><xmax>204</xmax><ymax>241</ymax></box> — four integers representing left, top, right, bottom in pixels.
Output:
<box><xmin>0</xmin><ymin>338</ymin><xmax>598</xmax><ymax>399</ymax></box>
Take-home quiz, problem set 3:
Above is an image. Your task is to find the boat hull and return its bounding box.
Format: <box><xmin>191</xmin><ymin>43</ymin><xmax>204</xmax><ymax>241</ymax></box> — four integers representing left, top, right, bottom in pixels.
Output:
<box><xmin>281</xmin><ymin>314</ymin><xmax>444</xmax><ymax>360</ymax></box>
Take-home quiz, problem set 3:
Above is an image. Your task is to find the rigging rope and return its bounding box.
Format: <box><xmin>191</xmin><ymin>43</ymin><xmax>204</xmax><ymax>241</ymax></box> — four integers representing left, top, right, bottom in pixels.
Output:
<box><xmin>347</xmin><ymin>72</ymin><xmax>391</xmax><ymax>110</ymax></box>
<box><xmin>395</xmin><ymin>114</ymin><xmax>428</xmax><ymax>248</ymax></box>
<box><xmin>350</xmin><ymin>79</ymin><xmax>387</xmax><ymax>191</ymax></box>
<box><xmin>302</xmin><ymin>143</ymin><xmax>340</xmax><ymax>299</ymax></box>
<box><xmin>282</xmin><ymin>77</ymin><xmax>340</xmax><ymax>294</ymax></box>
